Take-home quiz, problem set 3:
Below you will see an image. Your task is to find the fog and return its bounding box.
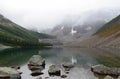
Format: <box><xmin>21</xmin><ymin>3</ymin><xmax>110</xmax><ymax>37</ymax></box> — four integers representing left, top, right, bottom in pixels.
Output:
<box><xmin>0</xmin><ymin>0</ymin><xmax>120</xmax><ymax>31</ymax></box>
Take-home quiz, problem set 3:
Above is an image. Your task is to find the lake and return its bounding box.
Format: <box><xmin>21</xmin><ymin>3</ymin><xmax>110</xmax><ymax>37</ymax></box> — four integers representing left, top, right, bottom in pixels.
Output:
<box><xmin>0</xmin><ymin>47</ymin><xmax>120</xmax><ymax>79</ymax></box>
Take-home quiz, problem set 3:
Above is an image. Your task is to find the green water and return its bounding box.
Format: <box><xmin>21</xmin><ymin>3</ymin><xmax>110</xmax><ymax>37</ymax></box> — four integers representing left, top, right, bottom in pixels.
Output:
<box><xmin>0</xmin><ymin>47</ymin><xmax>120</xmax><ymax>79</ymax></box>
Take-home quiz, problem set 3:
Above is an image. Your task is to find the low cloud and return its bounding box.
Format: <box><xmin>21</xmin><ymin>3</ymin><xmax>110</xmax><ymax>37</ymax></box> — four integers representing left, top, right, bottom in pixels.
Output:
<box><xmin>0</xmin><ymin>0</ymin><xmax>120</xmax><ymax>31</ymax></box>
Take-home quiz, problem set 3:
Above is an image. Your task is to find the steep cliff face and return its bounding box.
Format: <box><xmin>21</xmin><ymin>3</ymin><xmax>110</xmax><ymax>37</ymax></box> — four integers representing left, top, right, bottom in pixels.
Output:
<box><xmin>67</xmin><ymin>15</ymin><xmax>120</xmax><ymax>48</ymax></box>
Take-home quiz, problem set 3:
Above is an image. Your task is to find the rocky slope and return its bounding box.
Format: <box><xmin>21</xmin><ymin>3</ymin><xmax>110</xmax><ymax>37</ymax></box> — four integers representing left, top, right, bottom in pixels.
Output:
<box><xmin>49</xmin><ymin>9</ymin><xmax>120</xmax><ymax>43</ymax></box>
<box><xmin>70</xmin><ymin>14</ymin><xmax>120</xmax><ymax>48</ymax></box>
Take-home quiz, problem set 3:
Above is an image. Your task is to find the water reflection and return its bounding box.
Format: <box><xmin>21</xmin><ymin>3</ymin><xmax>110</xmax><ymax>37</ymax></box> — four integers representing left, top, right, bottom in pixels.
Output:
<box><xmin>0</xmin><ymin>47</ymin><xmax>120</xmax><ymax>79</ymax></box>
<box><xmin>0</xmin><ymin>48</ymin><xmax>49</xmax><ymax>66</ymax></box>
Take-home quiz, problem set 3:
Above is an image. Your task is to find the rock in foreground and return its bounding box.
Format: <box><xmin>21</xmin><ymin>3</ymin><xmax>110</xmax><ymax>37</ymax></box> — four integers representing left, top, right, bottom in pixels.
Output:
<box><xmin>28</xmin><ymin>55</ymin><xmax>45</xmax><ymax>71</ymax></box>
<box><xmin>91</xmin><ymin>65</ymin><xmax>120</xmax><ymax>76</ymax></box>
<box><xmin>31</xmin><ymin>70</ymin><xmax>44</xmax><ymax>76</ymax></box>
<box><xmin>48</xmin><ymin>65</ymin><xmax>61</xmax><ymax>76</ymax></box>
<box><xmin>28</xmin><ymin>55</ymin><xmax>45</xmax><ymax>67</ymax></box>
<box><xmin>0</xmin><ymin>67</ymin><xmax>21</xmax><ymax>79</ymax></box>
<box><xmin>62</xmin><ymin>62</ymin><xmax>74</xmax><ymax>72</ymax></box>
<box><xmin>104</xmin><ymin>75</ymin><xmax>114</xmax><ymax>79</ymax></box>
<box><xmin>28</xmin><ymin>55</ymin><xmax>45</xmax><ymax>76</ymax></box>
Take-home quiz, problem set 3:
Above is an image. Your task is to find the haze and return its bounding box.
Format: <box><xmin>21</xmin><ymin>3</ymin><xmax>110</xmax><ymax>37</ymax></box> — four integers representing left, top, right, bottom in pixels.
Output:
<box><xmin>0</xmin><ymin>0</ymin><xmax>120</xmax><ymax>31</ymax></box>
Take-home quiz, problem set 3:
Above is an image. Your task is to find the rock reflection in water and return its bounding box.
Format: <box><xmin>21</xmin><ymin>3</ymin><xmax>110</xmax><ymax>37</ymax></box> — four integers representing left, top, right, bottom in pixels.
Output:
<box><xmin>0</xmin><ymin>47</ymin><xmax>120</xmax><ymax>79</ymax></box>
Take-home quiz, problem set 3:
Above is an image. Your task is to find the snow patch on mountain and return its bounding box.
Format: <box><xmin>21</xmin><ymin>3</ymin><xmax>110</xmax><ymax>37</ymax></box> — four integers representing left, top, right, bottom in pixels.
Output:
<box><xmin>71</xmin><ymin>27</ymin><xmax>77</xmax><ymax>36</ymax></box>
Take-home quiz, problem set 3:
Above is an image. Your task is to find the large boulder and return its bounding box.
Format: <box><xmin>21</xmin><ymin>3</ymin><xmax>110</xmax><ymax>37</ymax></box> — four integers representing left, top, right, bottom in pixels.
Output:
<box><xmin>0</xmin><ymin>67</ymin><xmax>21</xmax><ymax>79</ymax></box>
<box><xmin>28</xmin><ymin>55</ymin><xmax>45</xmax><ymax>76</ymax></box>
<box><xmin>91</xmin><ymin>65</ymin><xmax>120</xmax><ymax>76</ymax></box>
<box><xmin>28</xmin><ymin>55</ymin><xmax>45</xmax><ymax>67</ymax></box>
<box><xmin>28</xmin><ymin>55</ymin><xmax>45</xmax><ymax>71</ymax></box>
<box><xmin>48</xmin><ymin>65</ymin><xmax>61</xmax><ymax>76</ymax></box>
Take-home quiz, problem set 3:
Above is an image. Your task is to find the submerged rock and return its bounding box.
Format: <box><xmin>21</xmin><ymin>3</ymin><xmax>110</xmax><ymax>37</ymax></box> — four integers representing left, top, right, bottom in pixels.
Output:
<box><xmin>91</xmin><ymin>65</ymin><xmax>120</xmax><ymax>76</ymax></box>
<box><xmin>48</xmin><ymin>65</ymin><xmax>61</xmax><ymax>76</ymax></box>
<box><xmin>0</xmin><ymin>67</ymin><xmax>21</xmax><ymax>79</ymax></box>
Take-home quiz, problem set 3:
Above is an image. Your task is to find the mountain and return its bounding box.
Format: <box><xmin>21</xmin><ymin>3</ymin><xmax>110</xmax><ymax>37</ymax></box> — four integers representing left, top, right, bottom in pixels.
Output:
<box><xmin>48</xmin><ymin>9</ymin><xmax>120</xmax><ymax>44</ymax></box>
<box><xmin>44</xmin><ymin>9</ymin><xmax>120</xmax><ymax>47</ymax></box>
<box><xmin>51</xmin><ymin>21</ymin><xmax>105</xmax><ymax>43</ymax></box>
<box><xmin>73</xmin><ymin>14</ymin><xmax>120</xmax><ymax>48</ymax></box>
<box><xmin>0</xmin><ymin>14</ymin><xmax>53</xmax><ymax>47</ymax></box>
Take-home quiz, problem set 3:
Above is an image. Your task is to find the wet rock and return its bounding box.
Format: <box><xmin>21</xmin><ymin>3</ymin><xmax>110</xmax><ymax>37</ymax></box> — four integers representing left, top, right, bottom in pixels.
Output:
<box><xmin>0</xmin><ymin>67</ymin><xmax>21</xmax><ymax>79</ymax></box>
<box><xmin>91</xmin><ymin>65</ymin><xmax>120</xmax><ymax>76</ymax></box>
<box><xmin>48</xmin><ymin>65</ymin><xmax>61</xmax><ymax>76</ymax></box>
<box><xmin>31</xmin><ymin>70</ymin><xmax>44</xmax><ymax>76</ymax></box>
<box><xmin>104</xmin><ymin>75</ymin><xmax>114</xmax><ymax>79</ymax></box>
<box><xmin>28</xmin><ymin>55</ymin><xmax>45</xmax><ymax>72</ymax></box>
<box><xmin>28</xmin><ymin>55</ymin><xmax>45</xmax><ymax>67</ymax></box>
<box><xmin>28</xmin><ymin>55</ymin><xmax>45</xmax><ymax>77</ymax></box>
<box><xmin>28</xmin><ymin>65</ymin><xmax>44</xmax><ymax>71</ymax></box>
<box><xmin>62</xmin><ymin>62</ymin><xmax>74</xmax><ymax>72</ymax></box>
<box><xmin>62</xmin><ymin>62</ymin><xmax>74</xmax><ymax>68</ymax></box>
<box><xmin>61</xmin><ymin>75</ymin><xmax>67</xmax><ymax>78</ymax></box>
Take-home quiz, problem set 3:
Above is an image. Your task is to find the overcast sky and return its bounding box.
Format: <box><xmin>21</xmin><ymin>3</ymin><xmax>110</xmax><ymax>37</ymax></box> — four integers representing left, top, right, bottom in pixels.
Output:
<box><xmin>0</xmin><ymin>0</ymin><xmax>120</xmax><ymax>31</ymax></box>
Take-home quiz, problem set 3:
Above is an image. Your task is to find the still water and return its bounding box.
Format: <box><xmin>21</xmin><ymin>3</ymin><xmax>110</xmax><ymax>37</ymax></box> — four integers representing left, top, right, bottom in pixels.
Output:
<box><xmin>0</xmin><ymin>47</ymin><xmax>120</xmax><ymax>79</ymax></box>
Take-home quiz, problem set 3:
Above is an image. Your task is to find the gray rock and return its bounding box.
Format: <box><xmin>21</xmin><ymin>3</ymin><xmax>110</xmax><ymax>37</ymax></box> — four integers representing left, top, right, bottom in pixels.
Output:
<box><xmin>28</xmin><ymin>65</ymin><xmax>44</xmax><ymax>71</ymax></box>
<box><xmin>91</xmin><ymin>65</ymin><xmax>120</xmax><ymax>76</ymax></box>
<box><xmin>0</xmin><ymin>67</ymin><xmax>21</xmax><ymax>79</ymax></box>
<box><xmin>62</xmin><ymin>62</ymin><xmax>74</xmax><ymax>68</ymax></box>
<box><xmin>62</xmin><ymin>62</ymin><xmax>74</xmax><ymax>72</ymax></box>
<box><xmin>28</xmin><ymin>55</ymin><xmax>45</xmax><ymax>77</ymax></box>
<box><xmin>48</xmin><ymin>65</ymin><xmax>61</xmax><ymax>76</ymax></box>
<box><xmin>31</xmin><ymin>70</ymin><xmax>43</xmax><ymax>76</ymax></box>
<box><xmin>104</xmin><ymin>75</ymin><xmax>114</xmax><ymax>79</ymax></box>
<box><xmin>28</xmin><ymin>55</ymin><xmax>45</xmax><ymax>71</ymax></box>
<box><xmin>28</xmin><ymin>55</ymin><xmax>45</xmax><ymax>66</ymax></box>
<box><xmin>118</xmin><ymin>76</ymin><xmax>120</xmax><ymax>79</ymax></box>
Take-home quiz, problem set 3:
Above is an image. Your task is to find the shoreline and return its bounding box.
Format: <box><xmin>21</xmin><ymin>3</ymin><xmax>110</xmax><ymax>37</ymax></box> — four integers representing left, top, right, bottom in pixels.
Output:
<box><xmin>0</xmin><ymin>44</ymin><xmax>12</xmax><ymax>50</ymax></box>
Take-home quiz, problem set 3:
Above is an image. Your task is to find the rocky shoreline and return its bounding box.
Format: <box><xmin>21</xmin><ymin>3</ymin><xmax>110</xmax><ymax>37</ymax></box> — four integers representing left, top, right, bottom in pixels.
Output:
<box><xmin>0</xmin><ymin>54</ymin><xmax>120</xmax><ymax>79</ymax></box>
